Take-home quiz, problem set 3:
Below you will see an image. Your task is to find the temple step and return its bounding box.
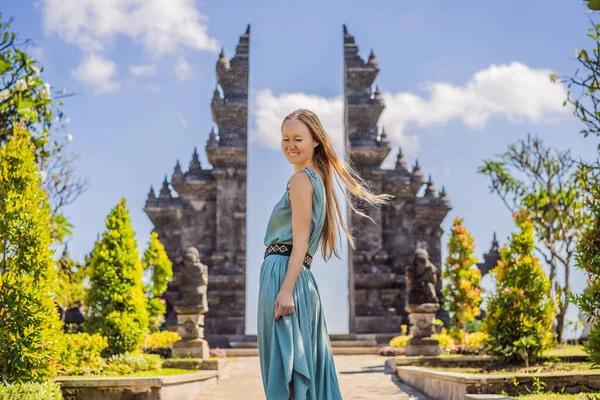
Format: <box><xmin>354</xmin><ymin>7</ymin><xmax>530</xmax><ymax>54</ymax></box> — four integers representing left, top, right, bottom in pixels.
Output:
<box><xmin>229</xmin><ymin>341</ymin><xmax>258</xmax><ymax>348</ymax></box>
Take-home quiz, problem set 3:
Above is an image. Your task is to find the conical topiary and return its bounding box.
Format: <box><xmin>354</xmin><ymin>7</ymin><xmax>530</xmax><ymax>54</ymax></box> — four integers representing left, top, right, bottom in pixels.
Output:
<box><xmin>85</xmin><ymin>198</ymin><xmax>149</xmax><ymax>356</ymax></box>
<box><xmin>483</xmin><ymin>211</ymin><xmax>555</xmax><ymax>365</ymax></box>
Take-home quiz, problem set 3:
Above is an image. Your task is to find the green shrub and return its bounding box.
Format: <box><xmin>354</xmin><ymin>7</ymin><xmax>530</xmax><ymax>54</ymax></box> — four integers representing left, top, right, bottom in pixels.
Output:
<box><xmin>433</xmin><ymin>328</ymin><xmax>455</xmax><ymax>351</ymax></box>
<box><xmin>0</xmin><ymin>126</ymin><xmax>63</xmax><ymax>382</ymax></box>
<box><xmin>574</xmin><ymin>177</ymin><xmax>600</xmax><ymax>366</ymax></box>
<box><xmin>465</xmin><ymin>331</ymin><xmax>488</xmax><ymax>348</ymax></box>
<box><xmin>465</xmin><ymin>319</ymin><xmax>482</xmax><ymax>333</ymax></box>
<box><xmin>389</xmin><ymin>335</ymin><xmax>412</xmax><ymax>348</ymax></box>
<box><xmin>0</xmin><ymin>381</ymin><xmax>63</xmax><ymax>400</ymax></box>
<box><xmin>104</xmin><ymin>363</ymin><xmax>133</xmax><ymax>375</ymax></box>
<box><xmin>144</xmin><ymin>331</ymin><xmax>181</xmax><ymax>349</ymax></box>
<box><xmin>58</xmin><ymin>333</ymin><xmax>108</xmax><ymax>376</ymax></box>
<box><xmin>483</xmin><ymin>211</ymin><xmax>555</xmax><ymax>366</ymax></box>
<box><xmin>142</xmin><ymin>232</ymin><xmax>173</xmax><ymax>332</ymax></box>
<box><xmin>583</xmin><ymin>323</ymin><xmax>600</xmax><ymax>367</ymax></box>
<box><xmin>85</xmin><ymin>198</ymin><xmax>149</xmax><ymax>357</ymax></box>
<box><xmin>146</xmin><ymin>297</ymin><xmax>166</xmax><ymax>333</ymax></box>
<box><xmin>107</xmin><ymin>353</ymin><xmax>162</xmax><ymax>373</ymax></box>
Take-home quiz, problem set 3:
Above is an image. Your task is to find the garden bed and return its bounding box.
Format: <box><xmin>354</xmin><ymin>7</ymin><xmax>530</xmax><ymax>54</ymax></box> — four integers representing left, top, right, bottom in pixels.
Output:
<box><xmin>395</xmin><ymin>365</ymin><xmax>600</xmax><ymax>400</ymax></box>
<box><xmin>388</xmin><ymin>352</ymin><xmax>590</xmax><ymax>372</ymax></box>
<box><xmin>162</xmin><ymin>357</ymin><xmax>227</xmax><ymax>378</ymax></box>
<box><xmin>61</xmin><ymin>368</ymin><xmax>196</xmax><ymax>378</ymax></box>
<box><xmin>56</xmin><ymin>370</ymin><xmax>218</xmax><ymax>400</ymax></box>
<box><xmin>515</xmin><ymin>394</ymin><xmax>600</xmax><ymax>399</ymax></box>
<box><xmin>432</xmin><ymin>361</ymin><xmax>597</xmax><ymax>375</ymax></box>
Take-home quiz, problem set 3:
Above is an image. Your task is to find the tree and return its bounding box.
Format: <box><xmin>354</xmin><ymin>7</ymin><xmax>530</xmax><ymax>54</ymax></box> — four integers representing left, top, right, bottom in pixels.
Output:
<box><xmin>0</xmin><ymin>125</ymin><xmax>63</xmax><ymax>382</ymax></box>
<box><xmin>483</xmin><ymin>211</ymin><xmax>556</xmax><ymax>366</ymax></box>
<box><xmin>573</xmin><ymin>174</ymin><xmax>600</xmax><ymax>365</ymax></box>
<box><xmin>562</xmin><ymin>13</ymin><xmax>600</xmax><ymax>365</ymax></box>
<box><xmin>142</xmin><ymin>232</ymin><xmax>173</xmax><ymax>332</ymax></box>
<box><xmin>0</xmin><ymin>14</ymin><xmax>88</xmax><ymax>242</ymax></box>
<box><xmin>586</xmin><ymin>0</ymin><xmax>600</xmax><ymax>11</ymax></box>
<box><xmin>85</xmin><ymin>198</ymin><xmax>149</xmax><ymax>356</ymax></box>
<box><xmin>561</xmin><ymin>19</ymin><xmax>600</xmax><ymax>146</ymax></box>
<box><xmin>442</xmin><ymin>217</ymin><xmax>482</xmax><ymax>344</ymax></box>
<box><xmin>478</xmin><ymin>134</ymin><xmax>588</xmax><ymax>343</ymax></box>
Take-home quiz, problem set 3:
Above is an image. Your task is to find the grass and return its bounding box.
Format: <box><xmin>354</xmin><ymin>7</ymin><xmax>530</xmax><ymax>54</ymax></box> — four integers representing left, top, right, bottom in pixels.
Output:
<box><xmin>393</xmin><ymin>345</ymin><xmax>588</xmax><ymax>359</ymax></box>
<box><xmin>59</xmin><ymin>368</ymin><xmax>198</xmax><ymax>379</ymax></box>
<box><xmin>125</xmin><ymin>368</ymin><xmax>200</xmax><ymax>377</ymax></box>
<box><xmin>169</xmin><ymin>356</ymin><xmax>229</xmax><ymax>361</ymax></box>
<box><xmin>433</xmin><ymin>362</ymin><xmax>598</xmax><ymax>375</ymax></box>
<box><xmin>543</xmin><ymin>345</ymin><xmax>588</xmax><ymax>357</ymax></box>
<box><xmin>393</xmin><ymin>353</ymin><xmax>466</xmax><ymax>359</ymax></box>
<box><xmin>516</xmin><ymin>393</ymin><xmax>600</xmax><ymax>399</ymax></box>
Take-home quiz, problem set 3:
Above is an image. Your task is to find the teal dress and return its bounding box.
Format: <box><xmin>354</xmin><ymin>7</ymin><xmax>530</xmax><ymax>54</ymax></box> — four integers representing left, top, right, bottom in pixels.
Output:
<box><xmin>257</xmin><ymin>167</ymin><xmax>343</xmax><ymax>400</ymax></box>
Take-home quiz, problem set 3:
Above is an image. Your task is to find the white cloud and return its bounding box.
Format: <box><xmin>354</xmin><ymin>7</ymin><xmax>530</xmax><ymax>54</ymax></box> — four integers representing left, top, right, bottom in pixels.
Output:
<box><xmin>252</xmin><ymin>89</ymin><xmax>345</xmax><ymax>155</ymax></box>
<box><xmin>254</xmin><ymin>63</ymin><xmax>569</xmax><ymax>155</ymax></box>
<box><xmin>174</xmin><ymin>57</ymin><xmax>193</xmax><ymax>81</ymax></box>
<box><xmin>130</xmin><ymin>64</ymin><xmax>156</xmax><ymax>76</ymax></box>
<box><xmin>72</xmin><ymin>54</ymin><xmax>120</xmax><ymax>94</ymax></box>
<box><xmin>40</xmin><ymin>0</ymin><xmax>220</xmax><ymax>56</ymax></box>
<box><xmin>380</xmin><ymin>62</ymin><xmax>569</xmax><ymax>143</ymax></box>
<box><xmin>179</xmin><ymin>113</ymin><xmax>187</xmax><ymax>128</ymax></box>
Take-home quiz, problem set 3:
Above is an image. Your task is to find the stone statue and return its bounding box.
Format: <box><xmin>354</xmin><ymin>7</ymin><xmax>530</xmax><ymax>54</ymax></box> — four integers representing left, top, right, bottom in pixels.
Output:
<box><xmin>406</xmin><ymin>248</ymin><xmax>438</xmax><ymax>308</ymax></box>
<box><xmin>404</xmin><ymin>248</ymin><xmax>441</xmax><ymax>356</ymax></box>
<box><xmin>165</xmin><ymin>247</ymin><xmax>210</xmax><ymax>359</ymax></box>
<box><xmin>166</xmin><ymin>247</ymin><xmax>209</xmax><ymax>313</ymax></box>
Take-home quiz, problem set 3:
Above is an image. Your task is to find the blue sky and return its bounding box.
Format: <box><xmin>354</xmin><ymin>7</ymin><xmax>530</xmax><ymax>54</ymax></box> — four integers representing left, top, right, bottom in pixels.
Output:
<box><xmin>3</xmin><ymin>0</ymin><xmax>598</xmax><ymax>337</ymax></box>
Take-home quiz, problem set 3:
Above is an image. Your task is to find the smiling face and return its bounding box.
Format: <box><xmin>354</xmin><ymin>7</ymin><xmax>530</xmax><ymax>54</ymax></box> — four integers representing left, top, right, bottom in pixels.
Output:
<box><xmin>281</xmin><ymin>118</ymin><xmax>319</xmax><ymax>166</ymax></box>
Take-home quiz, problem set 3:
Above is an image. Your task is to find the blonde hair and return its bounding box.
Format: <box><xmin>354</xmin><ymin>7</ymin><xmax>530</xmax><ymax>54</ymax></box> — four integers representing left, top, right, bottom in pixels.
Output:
<box><xmin>282</xmin><ymin>109</ymin><xmax>393</xmax><ymax>261</ymax></box>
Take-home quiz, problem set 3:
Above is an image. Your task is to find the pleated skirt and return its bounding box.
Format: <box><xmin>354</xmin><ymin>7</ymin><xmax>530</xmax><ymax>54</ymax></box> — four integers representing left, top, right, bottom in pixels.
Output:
<box><xmin>257</xmin><ymin>254</ymin><xmax>343</xmax><ymax>400</ymax></box>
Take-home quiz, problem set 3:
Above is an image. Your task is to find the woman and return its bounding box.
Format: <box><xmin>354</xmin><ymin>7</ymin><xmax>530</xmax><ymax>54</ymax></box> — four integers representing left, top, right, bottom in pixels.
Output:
<box><xmin>257</xmin><ymin>109</ymin><xmax>392</xmax><ymax>399</ymax></box>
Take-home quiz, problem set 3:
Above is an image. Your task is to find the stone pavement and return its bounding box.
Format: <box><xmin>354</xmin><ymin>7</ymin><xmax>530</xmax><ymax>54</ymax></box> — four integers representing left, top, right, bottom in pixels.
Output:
<box><xmin>196</xmin><ymin>355</ymin><xmax>431</xmax><ymax>400</ymax></box>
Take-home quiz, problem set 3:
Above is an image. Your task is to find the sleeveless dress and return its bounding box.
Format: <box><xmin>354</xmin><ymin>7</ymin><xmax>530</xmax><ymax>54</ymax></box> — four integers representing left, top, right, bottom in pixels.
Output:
<box><xmin>257</xmin><ymin>167</ymin><xmax>343</xmax><ymax>400</ymax></box>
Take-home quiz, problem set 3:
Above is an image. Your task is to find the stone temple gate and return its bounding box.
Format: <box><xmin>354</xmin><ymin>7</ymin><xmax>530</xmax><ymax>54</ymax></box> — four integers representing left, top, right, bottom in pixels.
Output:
<box><xmin>145</xmin><ymin>25</ymin><xmax>452</xmax><ymax>348</ymax></box>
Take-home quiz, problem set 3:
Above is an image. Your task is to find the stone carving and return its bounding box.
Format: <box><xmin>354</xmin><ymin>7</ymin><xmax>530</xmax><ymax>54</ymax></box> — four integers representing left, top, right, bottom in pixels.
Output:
<box><xmin>406</xmin><ymin>248</ymin><xmax>439</xmax><ymax>309</ymax></box>
<box><xmin>166</xmin><ymin>247</ymin><xmax>209</xmax><ymax>314</ymax></box>
<box><xmin>165</xmin><ymin>247</ymin><xmax>210</xmax><ymax>359</ymax></box>
<box><xmin>404</xmin><ymin>248</ymin><xmax>442</xmax><ymax>356</ymax></box>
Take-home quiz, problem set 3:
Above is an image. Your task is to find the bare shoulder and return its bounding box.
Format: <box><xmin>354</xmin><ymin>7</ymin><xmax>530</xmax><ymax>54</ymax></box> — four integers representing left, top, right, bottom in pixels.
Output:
<box><xmin>289</xmin><ymin>170</ymin><xmax>314</xmax><ymax>194</ymax></box>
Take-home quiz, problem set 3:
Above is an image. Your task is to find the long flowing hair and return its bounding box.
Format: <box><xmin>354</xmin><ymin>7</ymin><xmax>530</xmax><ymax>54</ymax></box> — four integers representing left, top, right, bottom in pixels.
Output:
<box><xmin>282</xmin><ymin>109</ymin><xmax>393</xmax><ymax>261</ymax></box>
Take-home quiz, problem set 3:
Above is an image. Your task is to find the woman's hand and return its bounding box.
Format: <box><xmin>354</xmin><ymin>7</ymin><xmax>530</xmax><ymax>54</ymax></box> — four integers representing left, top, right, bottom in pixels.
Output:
<box><xmin>274</xmin><ymin>289</ymin><xmax>294</xmax><ymax>320</ymax></box>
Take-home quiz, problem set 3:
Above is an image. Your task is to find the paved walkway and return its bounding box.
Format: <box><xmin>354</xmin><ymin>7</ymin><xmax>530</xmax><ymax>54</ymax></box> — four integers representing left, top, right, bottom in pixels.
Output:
<box><xmin>197</xmin><ymin>355</ymin><xmax>430</xmax><ymax>400</ymax></box>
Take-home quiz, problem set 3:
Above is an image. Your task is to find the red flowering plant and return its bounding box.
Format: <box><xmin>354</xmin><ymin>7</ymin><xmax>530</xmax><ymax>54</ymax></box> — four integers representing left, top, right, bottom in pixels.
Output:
<box><xmin>442</xmin><ymin>217</ymin><xmax>482</xmax><ymax>346</ymax></box>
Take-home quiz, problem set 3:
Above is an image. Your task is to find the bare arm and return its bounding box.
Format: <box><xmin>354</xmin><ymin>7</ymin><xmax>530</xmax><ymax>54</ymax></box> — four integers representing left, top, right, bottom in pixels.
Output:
<box><xmin>280</xmin><ymin>170</ymin><xmax>313</xmax><ymax>293</ymax></box>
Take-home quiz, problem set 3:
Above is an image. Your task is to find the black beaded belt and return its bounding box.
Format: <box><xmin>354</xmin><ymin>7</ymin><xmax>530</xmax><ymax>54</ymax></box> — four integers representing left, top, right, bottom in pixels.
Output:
<box><xmin>264</xmin><ymin>243</ymin><xmax>313</xmax><ymax>269</ymax></box>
